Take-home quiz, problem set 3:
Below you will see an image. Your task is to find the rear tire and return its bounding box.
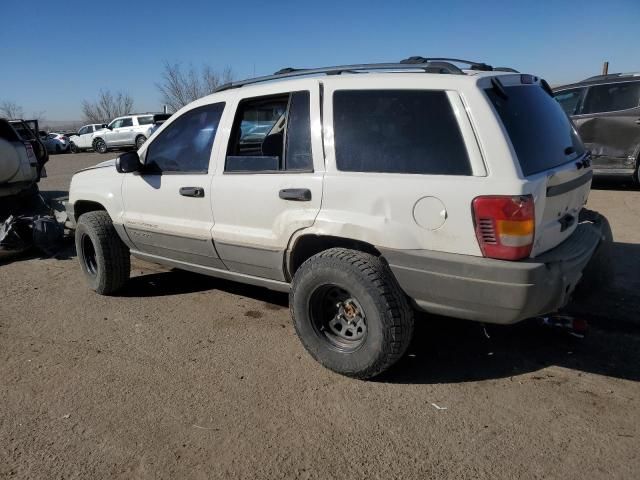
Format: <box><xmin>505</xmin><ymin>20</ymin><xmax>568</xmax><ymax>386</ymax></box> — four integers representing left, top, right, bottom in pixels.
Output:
<box><xmin>93</xmin><ymin>138</ymin><xmax>107</xmax><ymax>154</ymax></box>
<box><xmin>75</xmin><ymin>211</ymin><xmax>130</xmax><ymax>295</ymax></box>
<box><xmin>290</xmin><ymin>248</ymin><xmax>414</xmax><ymax>379</ymax></box>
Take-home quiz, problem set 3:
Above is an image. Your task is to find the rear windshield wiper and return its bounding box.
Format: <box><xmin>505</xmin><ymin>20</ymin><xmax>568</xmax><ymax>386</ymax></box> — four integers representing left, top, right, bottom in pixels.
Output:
<box><xmin>490</xmin><ymin>77</ymin><xmax>508</xmax><ymax>100</ymax></box>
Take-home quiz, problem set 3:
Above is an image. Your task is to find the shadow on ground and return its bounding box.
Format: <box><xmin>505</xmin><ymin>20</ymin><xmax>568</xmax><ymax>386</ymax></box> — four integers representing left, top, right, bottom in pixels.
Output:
<box><xmin>40</xmin><ymin>190</ymin><xmax>70</xmax><ymax>201</ymax></box>
<box><xmin>115</xmin><ymin>266</ymin><xmax>640</xmax><ymax>384</ymax></box>
<box><xmin>378</xmin><ymin>313</ymin><xmax>640</xmax><ymax>384</ymax></box>
<box><xmin>591</xmin><ymin>175</ymin><xmax>639</xmax><ymax>191</ymax></box>
<box><xmin>122</xmin><ymin>269</ymin><xmax>289</xmax><ymax>307</ymax></box>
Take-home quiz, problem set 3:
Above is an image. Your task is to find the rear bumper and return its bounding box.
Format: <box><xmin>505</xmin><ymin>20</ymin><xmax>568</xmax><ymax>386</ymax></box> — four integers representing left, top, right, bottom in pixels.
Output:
<box><xmin>382</xmin><ymin>214</ymin><xmax>608</xmax><ymax>325</ymax></box>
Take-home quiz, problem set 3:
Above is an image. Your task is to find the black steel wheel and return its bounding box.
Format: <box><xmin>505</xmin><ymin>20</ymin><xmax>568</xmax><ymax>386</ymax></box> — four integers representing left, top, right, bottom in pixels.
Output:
<box><xmin>81</xmin><ymin>233</ymin><xmax>98</xmax><ymax>277</ymax></box>
<box><xmin>309</xmin><ymin>285</ymin><xmax>367</xmax><ymax>352</ymax></box>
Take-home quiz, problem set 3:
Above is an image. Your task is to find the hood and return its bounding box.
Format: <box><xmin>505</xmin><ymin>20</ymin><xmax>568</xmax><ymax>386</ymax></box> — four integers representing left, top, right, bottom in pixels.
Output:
<box><xmin>77</xmin><ymin>158</ymin><xmax>116</xmax><ymax>173</ymax></box>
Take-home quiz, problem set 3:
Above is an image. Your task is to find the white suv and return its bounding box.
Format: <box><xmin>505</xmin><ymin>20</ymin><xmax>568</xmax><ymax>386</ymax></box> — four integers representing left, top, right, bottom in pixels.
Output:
<box><xmin>69</xmin><ymin>124</ymin><xmax>106</xmax><ymax>153</ymax></box>
<box><xmin>91</xmin><ymin>114</ymin><xmax>158</xmax><ymax>153</ymax></box>
<box><xmin>66</xmin><ymin>58</ymin><xmax>607</xmax><ymax>379</ymax></box>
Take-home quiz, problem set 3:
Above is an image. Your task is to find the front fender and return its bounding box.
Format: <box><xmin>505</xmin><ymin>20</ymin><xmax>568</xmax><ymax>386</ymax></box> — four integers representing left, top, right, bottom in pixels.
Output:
<box><xmin>68</xmin><ymin>162</ymin><xmax>125</xmax><ymax>224</ymax></box>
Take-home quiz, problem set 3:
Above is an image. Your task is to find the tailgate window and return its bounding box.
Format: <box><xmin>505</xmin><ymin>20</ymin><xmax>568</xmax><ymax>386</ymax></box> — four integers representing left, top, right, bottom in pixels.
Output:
<box><xmin>486</xmin><ymin>85</ymin><xmax>585</xmax><ymax>176</ymax></box>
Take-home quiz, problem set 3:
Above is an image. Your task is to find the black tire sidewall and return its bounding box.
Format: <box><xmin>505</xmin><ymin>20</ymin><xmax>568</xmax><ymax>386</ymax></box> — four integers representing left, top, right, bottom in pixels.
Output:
<box><xmin>292</xmin><ymin>259</ymin><xmax>391</xmax><ymax>376</ymax></box>
<box><xmin>136</xmin><ymin>136</ymin><xmax>146</xmax><ymax>149</ymax></box>
<box><xmin>74</xmin><ymin>221</ymin><xmax>104</xmax><ymax>291</ymax></box>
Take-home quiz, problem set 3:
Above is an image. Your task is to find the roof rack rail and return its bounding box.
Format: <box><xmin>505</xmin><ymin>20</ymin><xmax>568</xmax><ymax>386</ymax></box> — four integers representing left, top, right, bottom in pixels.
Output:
<box><xmin>581</xmin><ymin>72</ymin><xmax>640</xmax><ymax>82</ymax></box>
<box><xmin>400</xmin><ymin>56</ymin><xmax>494</xmax><ymax>71</ymax></box>
<box><xmin>214</xmin><ymin>59</ymin><xmax>471</xmax><ymax>93</ymax></box>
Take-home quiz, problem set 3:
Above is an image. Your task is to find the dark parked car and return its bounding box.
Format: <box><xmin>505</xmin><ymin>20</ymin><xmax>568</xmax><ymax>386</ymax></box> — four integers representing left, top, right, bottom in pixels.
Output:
<box><xmin>553</xmin><ymin>73</ymin><xmax>640</xmax><ymax>184</ymax></box>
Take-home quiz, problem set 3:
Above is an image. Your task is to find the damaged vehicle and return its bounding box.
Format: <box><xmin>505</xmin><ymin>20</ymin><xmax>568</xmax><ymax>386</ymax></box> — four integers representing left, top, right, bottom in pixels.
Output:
<box><xmin>553</xmin><ymin>72</ymin><xmax>640</xmax><ymax>184</ymax></box>
<box><xmin>1</xmin><ymin>118</ymin><xmax>62</xmax><ymax>259</ymax></box>
<box><xmin>67</xmin><ymin>58</ymin><xmax>609</xmax><ymax>379</ymax></box>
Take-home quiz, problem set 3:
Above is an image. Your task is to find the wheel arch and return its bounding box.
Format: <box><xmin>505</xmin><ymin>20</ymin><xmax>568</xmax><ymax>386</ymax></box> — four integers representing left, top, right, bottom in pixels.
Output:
<box><xmin>73</xmin><ymin>200</ymin><xmax>107</xmax><ymax>223</ymax></box>
<box><xmin>286</xmin><ymin>234</ymin><xmax>381</xmax><ymax>281</ymax></box>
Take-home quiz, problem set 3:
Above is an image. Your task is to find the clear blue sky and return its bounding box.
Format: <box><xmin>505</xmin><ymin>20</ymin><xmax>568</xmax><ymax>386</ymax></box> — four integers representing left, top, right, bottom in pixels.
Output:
<box><xmin>1</xmin><ymin>0</ymin><xmax>638</xmax><ymax>120</ymax></box>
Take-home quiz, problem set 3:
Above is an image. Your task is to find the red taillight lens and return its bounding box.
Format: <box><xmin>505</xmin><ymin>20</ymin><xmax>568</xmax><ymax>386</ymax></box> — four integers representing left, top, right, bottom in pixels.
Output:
<box><xmin>25</xmin><ymin>142</ymin><xmax>35</xmax><ymax>159</ymax></box>
<box><xmin>472</xmin><ymin>195</ymin><xmax>535</xmax><ymax>261</ymax></box>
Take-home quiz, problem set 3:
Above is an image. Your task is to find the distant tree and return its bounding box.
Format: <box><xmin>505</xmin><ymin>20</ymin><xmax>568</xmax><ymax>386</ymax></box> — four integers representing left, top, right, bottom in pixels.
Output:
<box><xmin>0</xmin><ymin>100</ymin><xmax>25</xmax><ymax>119</ymax></box>
<box><xmin>157</xmin><ymin>62</ymin><xmax>233</xmax><ymax>112</ymax></box>
<box><xmin>31</xmin><ymin>110</ymin><xmax>46</xmax><ymax>125</ymax></box>
<box><xmin>81</xmin><ymin>89</ymin><xmax>134</xmax><ymax>124</ymax></box>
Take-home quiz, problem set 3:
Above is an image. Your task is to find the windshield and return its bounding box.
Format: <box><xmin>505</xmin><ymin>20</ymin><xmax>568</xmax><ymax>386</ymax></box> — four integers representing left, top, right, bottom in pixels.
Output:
<box><xmin>485</xmin><ymin>84</ymin><xmax>585</xmax><ymax>176</ymax></box>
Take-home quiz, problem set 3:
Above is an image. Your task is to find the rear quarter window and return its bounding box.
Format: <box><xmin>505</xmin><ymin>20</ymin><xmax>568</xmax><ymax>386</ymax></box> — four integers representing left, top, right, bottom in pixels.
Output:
<box><xmin>333</xmin><ymin>90</ymin><xmax>471</xmax><ymax>175</ymax></box>
<box><xmin>486</xmin><ymin>84</ymin><xmax>585</xmax><ymax>176</ymax></box>
<box><xmin>582</xmin><ymin>81</ymin><xmax>640</xmax><ymax>114</ymax></box>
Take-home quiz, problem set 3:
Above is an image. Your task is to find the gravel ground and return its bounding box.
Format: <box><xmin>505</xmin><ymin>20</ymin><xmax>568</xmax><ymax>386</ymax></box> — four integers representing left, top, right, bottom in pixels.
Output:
<box><xmin>1</xmin><ymin>152</ymin><xmax>639</xmax><ymax>479</ymax></box>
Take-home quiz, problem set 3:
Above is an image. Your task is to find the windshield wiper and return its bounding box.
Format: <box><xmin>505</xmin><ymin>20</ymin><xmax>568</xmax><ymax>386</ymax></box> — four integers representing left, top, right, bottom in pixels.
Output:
<box><xmin>490</xmin><ymin>78</ymin><xmax>508</xmax><ymax>100</ymax></box>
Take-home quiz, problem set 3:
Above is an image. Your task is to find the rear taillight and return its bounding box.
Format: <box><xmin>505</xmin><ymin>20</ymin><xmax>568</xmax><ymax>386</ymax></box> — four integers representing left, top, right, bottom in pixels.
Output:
<box><xmin>472</xmin><ymin>195</ymin><xmax>535</xmax><ymax>261</ymax></box>
<box><xmin>25</xmin><ymin>142</ymin><xmax>35</xmax><ymax>159</ymax></box>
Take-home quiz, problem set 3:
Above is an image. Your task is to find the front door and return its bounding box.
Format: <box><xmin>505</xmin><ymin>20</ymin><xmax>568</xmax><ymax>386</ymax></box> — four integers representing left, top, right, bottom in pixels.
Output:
<box><xmin>121</xmin><ymin>102</ymin><xmax>226</xmax><ymax>267</ymax></box>
<box><xmin>211</xmin><ymin>82</ymin><xmax>324</xmax><ymax>281</ymax></box>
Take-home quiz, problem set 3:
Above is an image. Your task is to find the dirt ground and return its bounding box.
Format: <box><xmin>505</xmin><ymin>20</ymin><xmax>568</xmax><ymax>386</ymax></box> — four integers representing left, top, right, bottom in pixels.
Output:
<box><xmin>1</xmin><ymin>152</ymin><xmax>639</xmax><ymax>479</ymax></box>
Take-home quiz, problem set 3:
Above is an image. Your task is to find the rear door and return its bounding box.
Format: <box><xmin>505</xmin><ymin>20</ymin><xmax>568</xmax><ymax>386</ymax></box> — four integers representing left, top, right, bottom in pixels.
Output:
<box><xmin>573</xmin><ymin>80</ymin><xmax>640</xmax><ymax>171</ymax></box>
<box><xmin>210</xmin><ymin>81</ymin><xmax>324</xmax><ymax>281</ymax></box>
<box><xmin>486</xmin><ymin>80</ymin><xmax>592</xmax><ymax>256</ymax></box>
<box><xmin>115</xmin><ymin>117</ymin><xmax>135</xmax><ymax>145</ymax></box>
<box><xmin>121</xmin><ymin>102</ymin><xmax>226</xmax><ymax>267</ymax></box>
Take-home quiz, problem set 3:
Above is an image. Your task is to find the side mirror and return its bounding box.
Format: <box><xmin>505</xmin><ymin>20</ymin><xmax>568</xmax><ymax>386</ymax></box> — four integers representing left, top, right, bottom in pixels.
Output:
<box><xmin>116</xmin><ymin>151</ymin><xmax>142</xmax><ymax>173</ymax></box>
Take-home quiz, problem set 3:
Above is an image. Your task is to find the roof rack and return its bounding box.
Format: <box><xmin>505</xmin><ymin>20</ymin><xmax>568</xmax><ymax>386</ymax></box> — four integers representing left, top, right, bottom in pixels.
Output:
<box><xmin>214</xmin><ymin>56</ymin><xmax>511</xmax><ymax>93</ymax></box>
<box><xmin>581</xmin><ymin>72</ymin><xmax>640</xmax><ymax>82</ymax></box>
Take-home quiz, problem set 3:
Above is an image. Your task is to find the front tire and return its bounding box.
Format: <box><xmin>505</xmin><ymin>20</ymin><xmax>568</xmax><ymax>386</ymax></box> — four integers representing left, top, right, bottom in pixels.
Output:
<box><xmin>75</xmin><ymin>211</ymin><xmax>130</xmax><ymax>295</ymax></box>
<box><xmin>70</xmin><ymin>142</ymin><xmax>79</xmax><ymax>153</ymax></box>
<box><xmin>93</xmin><ymin>138</ymin><xmax>107</xmax><ymax>154</ymax></box>
<box><xmin>290</xmin><ymin>248</ymin><xmax>414</xmax><ymax>379</ymax></box>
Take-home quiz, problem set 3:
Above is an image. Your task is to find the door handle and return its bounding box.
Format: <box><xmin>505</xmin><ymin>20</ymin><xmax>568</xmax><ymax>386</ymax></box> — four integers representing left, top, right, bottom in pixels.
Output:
<box><xmin>179</xmin><ymin>186</ymin><xmax>205</xmax><ymax>198</ymax></box>
<box><xmin>279</xmin><ymin>188</ymin><xmax>312</xmax><ymax>201</ymax></box>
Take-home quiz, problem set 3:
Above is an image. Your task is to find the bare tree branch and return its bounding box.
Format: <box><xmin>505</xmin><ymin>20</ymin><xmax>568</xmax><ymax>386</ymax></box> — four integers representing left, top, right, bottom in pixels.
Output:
<box><xmin>81</xmin><ymin>89</ymin><xmax>134</xmax><ymax>124</ymax></box>
<box><xmin>0</xmin><ymin>100</ymin><xmax>25</xmax><ymax>119</ymax></box>
<box><xmin>156</xmin><ymin>62</ymin><xmax>234</xmax><ymax>112</ymax></box>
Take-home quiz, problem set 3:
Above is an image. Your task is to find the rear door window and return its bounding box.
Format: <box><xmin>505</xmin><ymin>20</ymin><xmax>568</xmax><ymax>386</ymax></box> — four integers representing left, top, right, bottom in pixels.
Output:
<box><xmin>225</xmin><ymin>91</ymin><xmax>313</xmax><ymax>172</ymax></box>
<box><xmin>486</xmin><ymin>84</ymin><xmax>585</xmax><ymax>176</ymax></box>
<box><xmin>582</xmin><ymin>81</ymin><xmax>640</xmax><ymax>114</ymax></box>
<box><xmin>137</xmin><ymin>115</ymin><xmax>153</xmax><ymax>125</ymax></box>
<box><xmin>553</xmin><ymin>88</ymin><xmax>584</xmax><ymax>115</ymax></box>
<box><xmin>332</xmin><ymin>90</ymin><xmax>471</xmax><ymax>175</ymax></box>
